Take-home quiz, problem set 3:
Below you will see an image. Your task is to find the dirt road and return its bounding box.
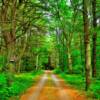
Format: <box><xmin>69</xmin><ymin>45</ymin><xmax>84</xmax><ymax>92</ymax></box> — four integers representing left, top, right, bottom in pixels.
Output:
<box><xmin>20</xmin><ymin>71</ymin><xmax>86</xmax><ymax>100</ymax></box>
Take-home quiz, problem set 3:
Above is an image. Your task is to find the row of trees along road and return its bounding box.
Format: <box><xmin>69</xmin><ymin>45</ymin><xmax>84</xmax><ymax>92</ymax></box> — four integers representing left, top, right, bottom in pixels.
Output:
<box><xmin>0</xmin><ymin>0</ymin><xmax>100</xmax><ymax>91</ymax></box>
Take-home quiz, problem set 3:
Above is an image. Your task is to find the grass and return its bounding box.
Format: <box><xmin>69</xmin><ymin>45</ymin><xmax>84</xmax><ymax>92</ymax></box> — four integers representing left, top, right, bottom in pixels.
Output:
<box><xmin>58</xmin><ymin>72</ymin><xmax>100</xmax><ymax>100</ymax></box>
<box><xmin>0</xmin><ymin>70</ymin><xmax>44</xmax><ymax>100</ymax></box>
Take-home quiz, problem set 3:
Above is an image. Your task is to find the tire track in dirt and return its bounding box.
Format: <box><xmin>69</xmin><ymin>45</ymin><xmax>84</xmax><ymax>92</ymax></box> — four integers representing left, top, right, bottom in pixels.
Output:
<box><xmin>20</xmin><ymin>71</ymin><xmax>87</xmax><ymax>100</ymax></box>
<box><xmin>20</xmin><ymin>74</ymin><xmax>48</xmax><ymax>100</ymax></box>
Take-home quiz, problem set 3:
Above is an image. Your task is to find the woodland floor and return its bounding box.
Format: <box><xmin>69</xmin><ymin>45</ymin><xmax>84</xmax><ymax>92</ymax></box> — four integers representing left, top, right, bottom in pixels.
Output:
<box><xmin>20</xmin><ymin>71</ymin><xmax>87</xmax><ymax>100</ymax></box>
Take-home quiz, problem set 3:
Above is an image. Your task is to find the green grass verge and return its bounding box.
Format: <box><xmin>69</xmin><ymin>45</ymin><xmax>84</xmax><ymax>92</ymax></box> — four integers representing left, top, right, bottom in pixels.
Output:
<box><xmin>0</xmin><ymin>70</ymin><xmax>44</xmax><ymax>100</ymax></box>
<box><xmin>59</xmin><ymin>73</ymin><xmax>100</xmax><ymax>100</ymax></box>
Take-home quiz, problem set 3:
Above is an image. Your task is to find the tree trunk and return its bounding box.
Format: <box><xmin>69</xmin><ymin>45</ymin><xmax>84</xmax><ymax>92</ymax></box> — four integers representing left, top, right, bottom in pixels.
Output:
<box><xmin>36</xmin><ymin>54</ymin><xmax>39</xmax><ymax>70</ymax></box>
<box><xmin>17</xmin><ymin>35</ymin><xmax>27</xmax><ymax>73</ymax></box>
<box><xmin>67</xmin><ymin>44</ymin><xmax>73</xmax><ymax>73</ymax></box>
<box><xmin>1</xmin><ymin>0</ymin><xmax>16</xmax><ymax>73</ymax></box>
<box><xmin>92</xmin><ymin>0</ymin><xmax>97</xmax><ymax>77</ymax></box>
<box><xmin>83</xmin><ymin>0</ymin><xmax>92</xmax><ymax>90</ymax></box>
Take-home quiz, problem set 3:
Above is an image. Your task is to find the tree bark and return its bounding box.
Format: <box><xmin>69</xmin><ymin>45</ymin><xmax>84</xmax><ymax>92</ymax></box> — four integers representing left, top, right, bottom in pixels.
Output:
<box><xmin>36</xmin><ymin>54</ymin><xmax>39</xmax><ymax>70</ymax></box>
<box><xmin>92</xmin><ymin>0</ymin><xmax>97</xmax><ymax>77</ymax></box>
<box><xmin>1</xmin><ymin>0</ymin><xmax>16</xmax><ymax>73</ymax></box>
<box><xmin>67</xmin><ymin>45</ymin><xmax>73</xmax><ymax>73</ymax></box>
<box><xmin>1</xmin><ymin>0</ymin><xmax>16</xmax><ymax>47</ymax></box>
<box><xmin>83</xmin><ymin>0</ymin><xmax>92</xmax><ymax>90</ymax></box>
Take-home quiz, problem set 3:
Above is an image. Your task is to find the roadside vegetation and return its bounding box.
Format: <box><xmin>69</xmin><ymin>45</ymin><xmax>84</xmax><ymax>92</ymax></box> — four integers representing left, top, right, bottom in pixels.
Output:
<box><xmin>54</xmin><ymin>69</ymin><xmax>100</xmax><ymax>99</ymax></box>
<box><xmin>0</xmin><ymin>70</ymin><xmax>43</xmax><ymax>100</ymax></box>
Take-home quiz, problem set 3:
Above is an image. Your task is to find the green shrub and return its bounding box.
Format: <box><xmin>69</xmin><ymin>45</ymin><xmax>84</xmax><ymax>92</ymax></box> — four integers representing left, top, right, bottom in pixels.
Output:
<box><xmin>53</xmin><ymin>67</ymin><xmax>62</xmax><ymax>74</ymax></box>
<box><xmin>88</xmin><ymin>80</ymin><xmax>100</xmax><ymax>99</ymax></box>
<box><xmin>21</xmin><ymin>56</ymin><xmax>35</xmax><ymax>72</ymax></box>
<box><xmin>0</xmin><ymin>55</ymin><xmax>6</xmax><ymax>71</ymax></box>
<box><xmin>0</xmin><ymin>74</ymin><xmax>9</xmax><ymax>100</ymax></box>
<box><xmin>0</xmin><ymin>74</ymin><xmax>7</xmax><ymax>87</ymax></box>
<box><xmin>73</xmin><ymin>65</ymin><xmax>85</xmax><ymax>74</ymax></box>
<box><xmin>8</xmin><ymin>77</ymin><xmax>33</xmax><ymax>97</ymax></box>
<box><xmin>0</xmin><ymin>71</ymin><xmax>43</xmax><ymax>100</ymax></box>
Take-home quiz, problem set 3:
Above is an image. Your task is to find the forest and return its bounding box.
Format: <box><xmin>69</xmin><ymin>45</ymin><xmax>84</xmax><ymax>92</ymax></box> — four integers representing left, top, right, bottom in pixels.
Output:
<box><xmin>0</xmin><ymin>0</ymin><xmax>100</xmax><ymax>100</ymax></box>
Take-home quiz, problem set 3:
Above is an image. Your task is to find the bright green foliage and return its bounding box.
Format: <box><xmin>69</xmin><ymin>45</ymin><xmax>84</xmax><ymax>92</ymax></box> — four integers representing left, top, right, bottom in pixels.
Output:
<box><xmin>0</xmin><ymin>71</ymin><xmax>43</xmax><ymax>100</ymax></box>
<box><xmin>0</xmin><ymin>0</ymin><xmax>100</xmax><ymax>99</ymax></box>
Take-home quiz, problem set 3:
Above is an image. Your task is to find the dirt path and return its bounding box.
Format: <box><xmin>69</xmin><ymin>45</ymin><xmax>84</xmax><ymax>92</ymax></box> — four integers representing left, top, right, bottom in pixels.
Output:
<box><xmin>20</xmin><ymin>71</ymin><xmax>86</xmax><ymax>100</ymax></box>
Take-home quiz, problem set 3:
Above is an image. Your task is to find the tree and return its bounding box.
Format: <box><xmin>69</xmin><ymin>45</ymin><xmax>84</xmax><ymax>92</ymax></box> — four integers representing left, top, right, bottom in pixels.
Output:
<box><xmin>1</xmin><ymin>0</ymin><xmax>17</xmax><ymax>73</ymax></box>
<box><xmin>92</xmin><ymin>0</ymin><xmax>97</xmax><ymax>77</ymax></box>
<box><xmin>83</xmin><ymin>0</ymin><xmax>92</xmax><ymax>90</ymax></box>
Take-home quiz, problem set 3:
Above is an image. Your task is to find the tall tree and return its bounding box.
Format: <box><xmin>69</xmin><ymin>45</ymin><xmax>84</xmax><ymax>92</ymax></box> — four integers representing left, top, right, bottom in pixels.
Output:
<box><xmin>1</xmin><ymin>0</ymin><xmax>17</xmax><ymax>72</ymax></box>
<box><xmin>83</xmin><ymin>0</ymin><xmax>92</xmax><ymax>90</ymax></box>
<box><xmin>92</xmin><ymin>0</ymin><xmax>97</xmax><ymax>77</ymax></box>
